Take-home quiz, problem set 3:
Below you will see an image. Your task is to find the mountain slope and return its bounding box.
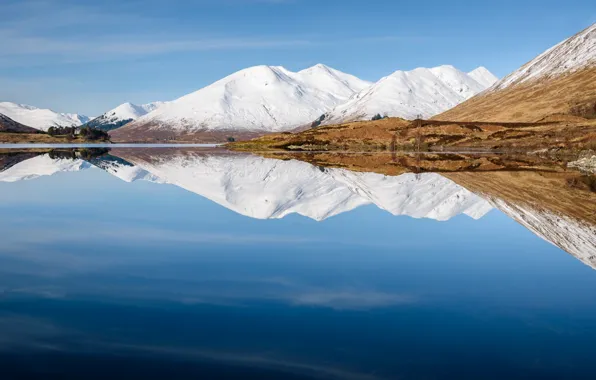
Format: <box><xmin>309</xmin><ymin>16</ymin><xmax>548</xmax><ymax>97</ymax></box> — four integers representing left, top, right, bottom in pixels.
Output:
<box><xmin>0</xmin><ymin>113</ymin><xmax>42</xmax><ymax>133</ymax></box>
<box><xmin>320</xmin><ymin>65</ymin><xmax>495</xmax><ymax>124</ymax></box>
<box><xmin>111</xmin><ymin>64</ymin><xmax>371</xmax><ymax>141</ymax></box>
<box><xmin>85</xmin><ymin>102</ymin><xmax>165</xmax><ymax>131</ymax></box>
<box><xmin>437</xmin><ymin>23</ymin><xmax>596</xmax><ymax>122</ymax></box>
<box><xmin>0</xmin><ymin>102</ymin><xmax>90</xmax><ymax>131</ymax></box>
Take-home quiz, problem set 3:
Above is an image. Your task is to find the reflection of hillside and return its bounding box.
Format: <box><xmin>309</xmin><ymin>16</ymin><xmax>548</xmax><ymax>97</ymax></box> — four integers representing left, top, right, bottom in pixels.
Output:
<box><xmin>443</xmin><ymin>171</ymin><xmax>596</xmax><ymax>268</ymax></box>
<box><xmin>0</xmin><ymin>151</ymin><xmax>44</xmax><ymax>172</ymax></box>
<box><xmin>254</xmin><ymin>151</ymin><xmax>571</xmax><ymax>176</ymax></box>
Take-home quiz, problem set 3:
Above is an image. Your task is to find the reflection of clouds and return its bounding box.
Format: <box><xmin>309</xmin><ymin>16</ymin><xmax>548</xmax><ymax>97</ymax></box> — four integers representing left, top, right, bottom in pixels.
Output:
<box><xmin>0</xmin><ymin>312</ymin><xmax>383</xmax><ymax>379</ymax></box>
<box><xmin>0</xmin><ymin>276</ymin><xmax>417</xmax><ymax>311</ymax></box>
<box><xmin>292</xmin><ymin>291</ymin><xmax>415</xmax><ymax>310</ymax></box>
<box><xmin>0</xmin><ymin>222</ymin><xmax>324</xmax><ymax>273</ymax></box>
<box><xmin>107</xmin><ymin>344</ymin><xmax>383</xmax><ymax>380</ymax></box>
<box><xmin>0</xmin><ymin>314</ymin><xmax>64</xmax><ymax>351</ymax></box>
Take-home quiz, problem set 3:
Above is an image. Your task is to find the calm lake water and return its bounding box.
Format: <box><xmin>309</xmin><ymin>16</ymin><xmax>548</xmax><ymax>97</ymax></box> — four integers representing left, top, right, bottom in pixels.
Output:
<box><xmin>0</xmin><ymin>147</ymin><xmax>595</xmax><ymax>379</ymax></box>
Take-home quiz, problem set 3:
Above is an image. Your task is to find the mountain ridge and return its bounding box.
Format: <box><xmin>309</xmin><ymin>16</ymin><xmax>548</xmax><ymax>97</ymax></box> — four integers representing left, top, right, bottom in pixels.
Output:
<box><xmin>84</xmin><ymin>101</ymin><xmax>165</xmax><ymax>131</ymax></box>
<box><xmin>436</xmin><ymin>23</ymin><xmax>596</xmax><ymax>122</ymax></box>
<box><xmin>319</xmin><ymin>65</ymin><xmax>496</xmax><ymax>125</ymax></box>
<box><xmin>0</xmin><ymin>102</ymin><xmax>90</xmax><ymax>131</ymax></box>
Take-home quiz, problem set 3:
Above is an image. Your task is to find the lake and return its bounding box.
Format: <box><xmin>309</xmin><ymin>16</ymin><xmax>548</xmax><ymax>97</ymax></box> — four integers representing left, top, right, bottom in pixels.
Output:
<box><xmin>0</xmin><ymin>147</ymin><xmax>595</xmax><ymax>379</ymax></box>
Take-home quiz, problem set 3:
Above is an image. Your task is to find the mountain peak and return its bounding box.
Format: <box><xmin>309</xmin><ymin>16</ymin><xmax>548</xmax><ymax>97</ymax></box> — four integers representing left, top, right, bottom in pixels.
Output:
<box><xmin>468</xmin><ymin>67</ymin><xmax>499</xmax><ymax>87</ymax></box>
<box><xmin>117</xmin><ymin>64</ymin><xmax>372</xmax><ymax>135</ymax></box>
<box><xmin>322</xmin><ymin>65</ymin><xmax>493</xmax><ymax>123</ymax></box>
<box><xmin>302</xmin><ymin>63</ymin><xmax>333</xmax><ymax>72</ymax></box>
<box><xmin>84</xmin><ymin>101</ymin><xmax>165</xmax><ymax>131</ymax></box>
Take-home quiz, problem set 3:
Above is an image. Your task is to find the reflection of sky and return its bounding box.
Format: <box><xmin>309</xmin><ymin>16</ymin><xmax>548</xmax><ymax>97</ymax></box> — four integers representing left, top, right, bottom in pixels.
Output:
<box><xmin>1</xmin><ymin>166</ymin><xmax>596</xmax><ymax>378</ymax></box>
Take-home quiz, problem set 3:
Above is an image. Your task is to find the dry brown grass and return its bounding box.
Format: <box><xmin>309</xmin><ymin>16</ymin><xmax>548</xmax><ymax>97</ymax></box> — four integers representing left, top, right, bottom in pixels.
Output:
<box><xmin>229</xmin><ymin>117</ymin><xmax>410</xmax><ymax>151</ymax></box>
<box><xmin>436</xmin><ymin>67</ymin><xmax>596</xmax><ymax>122</ymax></box>
<box><xmin>229</xmin><ymin>117</ymin><xmax>596</xmax><ymax>153</ymax></box>
<box><xmin>0</xmin><ymin>133</ymin><xmax>98</xmax><ymax>144</ymax></box>
<box><xmin>109</xmin><ymin>122</ymin><xmax>266</xmax><ymax>143</ymax></box>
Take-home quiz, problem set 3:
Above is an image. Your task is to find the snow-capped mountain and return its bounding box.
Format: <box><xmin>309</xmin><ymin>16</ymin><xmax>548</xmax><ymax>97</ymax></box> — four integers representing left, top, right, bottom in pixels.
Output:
<box><xmin>109</xmin><ymin>151</ymin><xmax>492</xmax><ymax>222</ymax></box>
<box><xmin>85</xmin><ymin>102</ymin><xmax>165</xmax><ymax>131</ymax></box>
<box><xmin>493</xmin><ymin>23</ymin><xmax>595</xmax><ymax>90</ymax></box>
<box><xmin>321</xmin><ymin>65</ymin><xmax>496</xmax><ymax>124</ymax></box>
<box><xmin>117</xmin><ymin>64</ymin><xmax>372</xmax><ymax>135</ymax></box>
<box><xmin>467</xmin><ymin>67</ymin><xmax>499</xmax><ymax>88</ymax></box>
<box><xmin>0</xmin><ymin>102</ymin><xmax>90</xmax><ymax>131</ymax></box>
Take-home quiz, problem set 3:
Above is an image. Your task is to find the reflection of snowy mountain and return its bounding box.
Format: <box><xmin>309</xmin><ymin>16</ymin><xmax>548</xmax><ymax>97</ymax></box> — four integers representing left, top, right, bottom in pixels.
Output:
<box><xmin>326</xmin><ymin>169</ymin><xmax>492</xmax><ymax>221</ymax></box>
<box><xmin>0</xmin><ymin>154</ymin><xmax>89</xmax><ymax>182</ymax></box>
<box><xmin>3</xmin><ymin>150</ymin><xmax>595</xmax><ymax>269</ymax></box>
<box><xmin>87</xmin><ymin>155</ymin><xmax>163</xmax><ymax>183</ymax></box>
<box><xmin>112</xmin><ymin>151</ymin><xmax>492</xmax><ymax>222</ymax></box>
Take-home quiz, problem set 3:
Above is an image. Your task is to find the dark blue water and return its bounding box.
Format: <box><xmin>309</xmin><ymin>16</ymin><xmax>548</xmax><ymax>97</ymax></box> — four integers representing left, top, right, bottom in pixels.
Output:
<box><xmin>0</xmin><ymin>148</ymin><xmax>595</xmax><ymax>379</ymax></box>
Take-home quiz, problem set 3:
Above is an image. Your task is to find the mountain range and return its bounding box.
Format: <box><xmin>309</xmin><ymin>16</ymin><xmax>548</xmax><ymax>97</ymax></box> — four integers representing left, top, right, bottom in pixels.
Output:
<box><xmin>111</xmin><ymin>64</ymin><xmax>495</xmax><ymax>142</ymax></box>
<box><xmin>320</xmin><ymin>65</ymin><xmax>497</xmax><ymax>125</ymax></box>
<box><xmin>1</xmin><ymin>63</ymin><xmax>495</xmax><ymax>141</ymax></box>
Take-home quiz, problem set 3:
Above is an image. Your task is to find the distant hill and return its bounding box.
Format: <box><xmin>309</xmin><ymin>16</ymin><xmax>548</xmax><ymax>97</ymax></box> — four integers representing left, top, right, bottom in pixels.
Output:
<box><xmin>0</xmin><ymin>102</ymin><xmax>89</xmax><ymax>131</ymax></box>
<box><xmin>84</xmin><ymin>102</ymin><xmax>165</xmax><ymax>131</ymax></box>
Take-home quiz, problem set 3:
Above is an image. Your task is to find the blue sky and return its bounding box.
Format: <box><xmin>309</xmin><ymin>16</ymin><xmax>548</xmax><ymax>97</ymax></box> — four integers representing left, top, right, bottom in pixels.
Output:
<box><xmin>1</xmin><ymin>0</ymin><xmax>594</xmax><ymax>115</ymax></box>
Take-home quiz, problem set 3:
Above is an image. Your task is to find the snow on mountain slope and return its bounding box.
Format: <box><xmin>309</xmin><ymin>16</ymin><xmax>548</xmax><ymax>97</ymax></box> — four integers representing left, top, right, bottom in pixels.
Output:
<box><xmin>123</xmin><ymin>64</ymin><xmax>371</xmax><ymax>134</ymax></box>
<box><xmin>491</xmin><ymin>198</ymin><xmax>596</xmax><ymax>270</ymax></box>
<box><xmin>467</xmin><ymin>67</ymin><xmax>499</xmax><ymax>88</ymax></box>
<box><xmin>321</xmin><ymin>65</ymin><xmax>495</xmax><ymax>123</ymax></box>
<box><xmin>297</xmin><ymin>64</ymin><xmax>372</xmax><ymax>100</ymax></box>
<box><xmin>112</xmin><ymin>152</ymin><xmax>492</xmax><ymax>222</ymax></box>
<box><xmin>493</xmin><ymin>23</ymin><xmax>595</xmax><ymax>90</ymax></box>
<box><xmin>0</xmin><ymin>102</ymin><xmax>90</xmax><ymax>131</ymax></box>
<box><xmin>0</xmin><ymin>155</ymin><xmax>90</xmax><ymax>182</ymax></box>
<box><xmin>86</xmin><ymin>102</ymin><xmax>165</xmax><ymax>131</ymax></box>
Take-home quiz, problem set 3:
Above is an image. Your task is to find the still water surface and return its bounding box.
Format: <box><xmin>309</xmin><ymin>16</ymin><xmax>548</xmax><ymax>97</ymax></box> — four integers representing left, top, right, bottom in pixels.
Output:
<box><xmin>0</xmin><ymin>147</ymin><xmax>595</xmax><ymax>379</ymax></box>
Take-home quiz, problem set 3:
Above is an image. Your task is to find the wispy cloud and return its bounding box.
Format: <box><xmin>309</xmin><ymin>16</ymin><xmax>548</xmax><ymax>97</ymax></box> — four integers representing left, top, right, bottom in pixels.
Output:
<box><xmin>0</xmin><ymin>0</ymin><xmax>422</xmax><ymax>68</ymax></box>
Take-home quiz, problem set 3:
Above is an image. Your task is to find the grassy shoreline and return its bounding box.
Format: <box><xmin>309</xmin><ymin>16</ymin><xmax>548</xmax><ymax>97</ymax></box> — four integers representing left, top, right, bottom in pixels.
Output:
<box><xmin>0</xmin><ymin>133</ymin><xmax>111</xmax><ymax>144</ymax></box>
<box><xmin>227</xmin><ymin>117</ymin><xmax>596</xmax><ymax>155</ymax></box>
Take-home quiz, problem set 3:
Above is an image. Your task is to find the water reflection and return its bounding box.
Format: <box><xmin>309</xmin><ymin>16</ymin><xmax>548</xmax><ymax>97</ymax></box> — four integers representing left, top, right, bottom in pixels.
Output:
<box><xmin>2</xmin><ymin>148</ymin><xmax>594</xmax><ymax>267</ymax></box>
<box><xmin>1</xmin><ymin>147</ymin><xmax>596</xmax><ymax>379</ymax></box>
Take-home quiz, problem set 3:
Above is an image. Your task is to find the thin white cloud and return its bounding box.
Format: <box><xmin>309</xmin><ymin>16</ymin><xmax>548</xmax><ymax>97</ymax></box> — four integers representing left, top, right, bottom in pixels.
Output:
<box><xmin>0</xmin><ymin>0</ymin><xmax>423</xmax><ymax>67</ymax></box>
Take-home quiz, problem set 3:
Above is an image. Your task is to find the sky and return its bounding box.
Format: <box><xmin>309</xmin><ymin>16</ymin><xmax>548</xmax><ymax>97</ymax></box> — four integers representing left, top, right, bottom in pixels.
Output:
<box><xmin>0</xmin><ymin>0</ymin><xmax>594</xmax><ymax>116</ymax></box>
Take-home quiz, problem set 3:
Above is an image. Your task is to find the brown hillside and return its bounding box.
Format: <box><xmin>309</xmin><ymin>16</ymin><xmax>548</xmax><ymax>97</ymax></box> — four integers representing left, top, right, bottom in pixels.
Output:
<box><xmin>435</xmin><ymin>67</ymin><xmax>596</xmax><ymax>122</ymax></box>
